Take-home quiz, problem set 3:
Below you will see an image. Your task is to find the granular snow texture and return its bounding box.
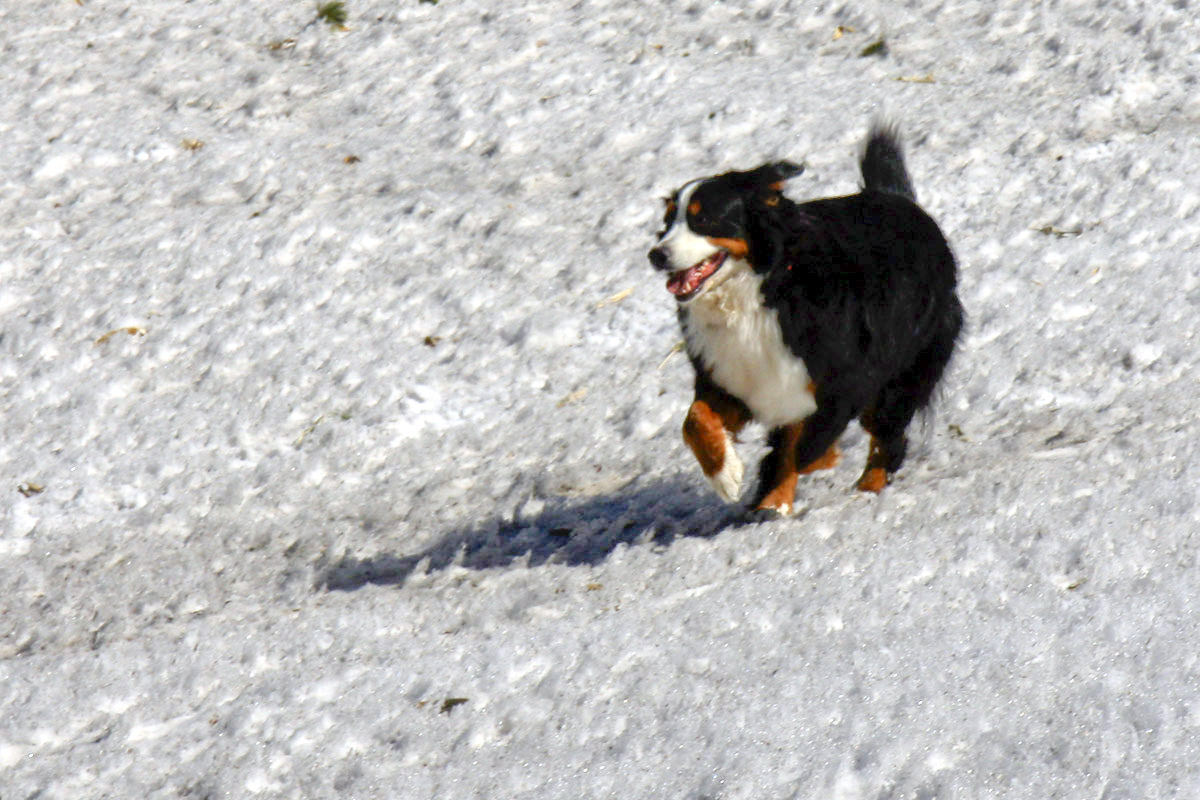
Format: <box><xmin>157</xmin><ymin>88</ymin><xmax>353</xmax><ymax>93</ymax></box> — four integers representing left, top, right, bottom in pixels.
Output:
<box><xmin>2</xmin><ymin>1</ymin><xmax>1199</xmax><ymax>798</ymax></box>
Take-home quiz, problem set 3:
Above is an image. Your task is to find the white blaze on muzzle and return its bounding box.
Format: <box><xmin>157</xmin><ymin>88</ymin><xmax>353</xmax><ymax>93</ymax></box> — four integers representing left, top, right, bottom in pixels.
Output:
<box><xmin>656</xmin><ymin>179</ymin><xmax>729</xmax><ymax>301</ymax></box>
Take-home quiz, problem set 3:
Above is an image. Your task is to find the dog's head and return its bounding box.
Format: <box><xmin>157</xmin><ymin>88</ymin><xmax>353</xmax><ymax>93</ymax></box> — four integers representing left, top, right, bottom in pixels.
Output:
<box><xmin>648</xmin><ymin>161</ymin><xmax>803</xmax><ymax>302</ymax></box>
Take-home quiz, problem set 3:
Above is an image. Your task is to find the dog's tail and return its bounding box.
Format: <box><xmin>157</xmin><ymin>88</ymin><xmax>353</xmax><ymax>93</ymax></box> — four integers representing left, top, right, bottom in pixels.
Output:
<box><xmin>860</xmin><ymin>122</ymin><xmax>916</xmax><ymax>201</ymax></box>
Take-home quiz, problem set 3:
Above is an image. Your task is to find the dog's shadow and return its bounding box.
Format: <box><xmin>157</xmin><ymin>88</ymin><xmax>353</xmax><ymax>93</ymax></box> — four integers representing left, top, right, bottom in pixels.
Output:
<box><xmin>321</xmin><ymin>479</ymin><xmax>741</xmax><ymax>591</ymax></box>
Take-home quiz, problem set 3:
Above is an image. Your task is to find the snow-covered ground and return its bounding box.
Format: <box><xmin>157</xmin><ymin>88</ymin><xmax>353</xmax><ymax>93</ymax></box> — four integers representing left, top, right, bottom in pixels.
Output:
<box><xmin>3</xmin><ymin>0</ymin><xmax>1199</xmax><ymax>796</ymax></box>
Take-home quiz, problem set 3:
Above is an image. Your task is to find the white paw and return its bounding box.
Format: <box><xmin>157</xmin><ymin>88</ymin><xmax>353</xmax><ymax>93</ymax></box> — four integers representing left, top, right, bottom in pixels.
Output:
<box><xmin>706</xmin><ymin>433</ymin><xmax>743</xmax><ymax>502</ymax></box>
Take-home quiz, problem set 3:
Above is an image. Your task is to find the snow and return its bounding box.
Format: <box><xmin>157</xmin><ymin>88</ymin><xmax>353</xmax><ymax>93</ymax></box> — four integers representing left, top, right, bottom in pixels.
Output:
<box><xmin>2</xmin><ymin>0</ymin><xmax>1200</xmax><ymax>797</ymax></box>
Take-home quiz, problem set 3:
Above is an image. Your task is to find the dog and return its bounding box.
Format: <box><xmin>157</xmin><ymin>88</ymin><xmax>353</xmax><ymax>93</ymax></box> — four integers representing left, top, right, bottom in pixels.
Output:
<box><xmin>648</xmin><ymin>123</ymin><xmax>963</xmax><ymax>518</ymax></box>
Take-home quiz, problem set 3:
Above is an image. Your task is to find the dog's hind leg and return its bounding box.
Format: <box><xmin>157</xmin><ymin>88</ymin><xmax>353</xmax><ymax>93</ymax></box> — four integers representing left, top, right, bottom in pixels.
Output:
<box><xmin>857</xmin><ymin>380</ymin><xmax>924</xmax><ymax>492</ymax></box>
<box><xmin>857</xmin><ymin>312</ymin><xmax>960</xmax><ymax>492</ymax></box>
<box><xmin>856</xmin><ymin>429</ymin><xmax>902</xmax><ymax>493</ymax></box>
<box><xmin>682</xmin><ymin>382</ymin><xmax>751</xmax><ymax>503</ymax></box>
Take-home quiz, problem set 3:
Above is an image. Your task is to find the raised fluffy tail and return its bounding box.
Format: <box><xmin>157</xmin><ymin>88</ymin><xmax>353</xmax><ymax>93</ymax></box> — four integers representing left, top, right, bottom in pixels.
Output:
<box><xmin>860</xmin><ymin>122</ymin><xmax>916</xmax><ymax>201</ymax></box>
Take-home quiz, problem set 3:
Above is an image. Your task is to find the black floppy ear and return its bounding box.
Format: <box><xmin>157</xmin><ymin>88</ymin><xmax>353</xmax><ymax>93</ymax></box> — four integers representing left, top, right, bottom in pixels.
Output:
<box><xmin>765</xmin><ymin>160</ymin><xmax>805</xmax><ymax>183</ymax></box>
<box><xmin>745</xmin><ymin>161</ymin><xmax>805</xmax><ymax>192</ymax></box>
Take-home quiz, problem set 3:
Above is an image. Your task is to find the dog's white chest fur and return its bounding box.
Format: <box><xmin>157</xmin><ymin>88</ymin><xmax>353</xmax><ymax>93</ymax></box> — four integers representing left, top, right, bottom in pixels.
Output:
<box><xmin>681</xmin><ymin>263</ymin><xmax>817</xmax><ymax>429</ymax></box>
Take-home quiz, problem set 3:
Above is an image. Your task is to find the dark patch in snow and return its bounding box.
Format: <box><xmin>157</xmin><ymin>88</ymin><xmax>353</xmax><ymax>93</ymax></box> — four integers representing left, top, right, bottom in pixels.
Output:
<box><xmin>321</xmin><ymin>479</ymin><xmax>740</xmax><ymax>590</ymax></box>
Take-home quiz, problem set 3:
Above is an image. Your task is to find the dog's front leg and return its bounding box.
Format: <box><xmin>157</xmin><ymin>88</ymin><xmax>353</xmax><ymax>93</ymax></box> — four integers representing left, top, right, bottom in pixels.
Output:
<box><xmin>750</xmin><ymin>423</ymin><xmax>841</xmax><ymax>516</ymax></box>
<box><xmin>682</xmin><ymin>387</ymin><xmax>750</xmax><ymax>503</ymax></box>
<box><xmin>750</xmin><ymin>423</ymin><xmax>803</xmax><ymax>515</ymax></box>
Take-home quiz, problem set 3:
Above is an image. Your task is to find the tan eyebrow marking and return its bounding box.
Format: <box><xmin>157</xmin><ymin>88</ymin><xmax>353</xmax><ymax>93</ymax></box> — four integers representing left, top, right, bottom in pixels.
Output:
<box><xmin>688</xmin><ymin>201</ymin><xmax>701</xmax><ymax>216</ymax></box>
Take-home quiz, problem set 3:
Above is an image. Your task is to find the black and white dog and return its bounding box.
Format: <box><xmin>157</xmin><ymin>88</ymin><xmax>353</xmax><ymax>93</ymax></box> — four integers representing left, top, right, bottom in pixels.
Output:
<box><xmin>648</xmin><ymin>124</ymin><xmax>963</xmax><ymax>517</ymax></box>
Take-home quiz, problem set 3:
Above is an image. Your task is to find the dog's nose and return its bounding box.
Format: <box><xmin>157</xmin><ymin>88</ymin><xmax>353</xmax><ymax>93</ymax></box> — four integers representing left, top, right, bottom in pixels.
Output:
<box><xmin>648</xmin><ymin>246</ymin><xmax>668</xmax><ymax>270</ymax></box>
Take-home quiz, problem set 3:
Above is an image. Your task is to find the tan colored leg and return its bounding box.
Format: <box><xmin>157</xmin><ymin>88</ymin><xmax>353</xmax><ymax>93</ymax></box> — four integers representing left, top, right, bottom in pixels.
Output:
<box><xmin>682</xmin><ymin>394</ymin><xmax>749</xmax><ymax>503</ymax></box>
<box><xmin>754</xmin><ymin>425</ymin><xmax>841</xmax><ymax>514</ymax></box>
<box><xmin>799</xmin><ymin>442</ymin><xmax>841</xmax><ymax>474</ymax></box>
<box><xmin>754</xmin><ymin>422</ymin><xmax>802</xmax><ymax>514</ymax></box>
<box><xmin>856</xmin><ymin>436</ymin><xmax>890</xmax><ymax>493</ymax></box>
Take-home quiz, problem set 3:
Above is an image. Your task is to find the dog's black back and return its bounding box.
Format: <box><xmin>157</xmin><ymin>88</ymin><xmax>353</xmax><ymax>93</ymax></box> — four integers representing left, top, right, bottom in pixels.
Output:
<box><xmin>755</xmin><ymin>190</ymin><xmax>961</xmax><ymax>410</ymax></box>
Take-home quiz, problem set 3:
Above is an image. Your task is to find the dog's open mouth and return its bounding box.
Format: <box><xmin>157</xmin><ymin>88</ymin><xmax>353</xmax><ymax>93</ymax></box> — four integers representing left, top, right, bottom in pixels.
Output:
<box><xmin>666</xmin><ymin>251</ymin><xmax>727</xmax><ymax>300</ymax></box>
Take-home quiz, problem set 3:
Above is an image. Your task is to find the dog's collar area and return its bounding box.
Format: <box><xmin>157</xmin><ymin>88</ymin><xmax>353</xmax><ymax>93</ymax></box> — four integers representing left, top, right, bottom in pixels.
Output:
<box><xmin>667</xmin><ymin>251</ymin><xmax>727</xmax><ymax>301</ymax></box>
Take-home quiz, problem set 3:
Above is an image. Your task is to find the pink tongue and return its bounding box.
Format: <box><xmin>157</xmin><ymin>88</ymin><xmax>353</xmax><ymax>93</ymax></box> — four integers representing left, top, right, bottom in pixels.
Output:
<box><xmin>666</xmin><ymin>265</ymin><xmax>701</xmax><ymax>296</ymax></box>
<box><xmin>666</xmin><ymin>255</ymin><xmax>720</xmax><ymax>297</ymax></box>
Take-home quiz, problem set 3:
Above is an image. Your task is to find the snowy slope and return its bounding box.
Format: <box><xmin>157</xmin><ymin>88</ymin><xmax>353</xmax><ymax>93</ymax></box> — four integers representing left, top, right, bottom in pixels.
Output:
<box><xmin>2</xmin><ymin>0</ymin><xmax>1199</xmax><ymax>797</ymax></box>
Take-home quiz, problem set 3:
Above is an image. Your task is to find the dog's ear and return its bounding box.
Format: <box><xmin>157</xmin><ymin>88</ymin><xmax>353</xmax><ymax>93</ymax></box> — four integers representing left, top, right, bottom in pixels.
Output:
<box><xmin>766</xmin><ymin>160</ymin><xmax>805</xmax><ymax>183</ymax></box>
<box><xmin>745</xmin><ymin>161</ymin><xmax>805</xmax><ymax>193</ymax></box>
